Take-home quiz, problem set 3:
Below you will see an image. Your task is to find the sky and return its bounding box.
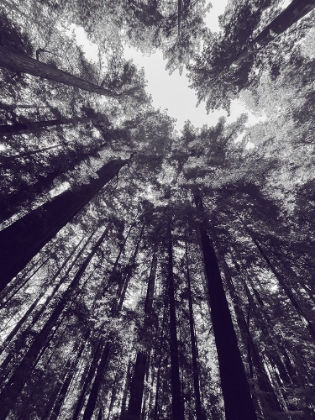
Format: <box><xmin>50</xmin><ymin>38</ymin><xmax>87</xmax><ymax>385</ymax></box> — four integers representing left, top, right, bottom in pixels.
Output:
<box><xmin>70</xmin><ymin>0</ymin><xmax>259</xmax><ymax>132</ymax></box>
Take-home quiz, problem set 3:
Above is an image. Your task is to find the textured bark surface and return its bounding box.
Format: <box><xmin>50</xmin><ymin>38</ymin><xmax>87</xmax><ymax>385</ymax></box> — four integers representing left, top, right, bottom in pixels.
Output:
<box><xmin>0</xmin><ymin>45</ymin><xmax>117</xmax><ymax>96</ymax></box>
<box><xmin>0</xmin><ymin>158</ymin><xmax>128</xmax><ymax>290</ymax></box>
<box><xmin>233</xmin><ymin>0</ymin><xmax>315</xmax><ymax>66</ymax></box>
<box><xmin>0</xmin><ymin>227</ymin><xmax>108</xmax><ymax>418</ymax></box>
<box><xmin>0</xmin><ymin>140</ymin><xmax>107</xmax><ymax>223</ymax></box>
<box><xmin>194</xmin><ymin>192</ymin><xmax>257</xmax><ymax>420</ymax></box>
<box><xmin>186</xmin><ymin>244</ymin><xmax>204</xmax><ymax>420</ymax></box>
<box><xmin>167</xmin><ymin>228</ymin><xmax>185</xmax><ymax>420</ymax></box>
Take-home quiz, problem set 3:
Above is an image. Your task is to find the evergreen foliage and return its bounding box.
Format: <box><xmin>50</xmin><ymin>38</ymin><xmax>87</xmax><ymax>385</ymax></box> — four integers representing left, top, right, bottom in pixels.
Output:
<box><xmin>0</xmin><ymin>1</ymin><xmax>315</xmax><ymax>419</ymax></box>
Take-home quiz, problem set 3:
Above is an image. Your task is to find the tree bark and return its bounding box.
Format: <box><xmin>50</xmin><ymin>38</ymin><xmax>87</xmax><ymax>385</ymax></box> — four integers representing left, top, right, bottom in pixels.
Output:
<box><xmin>0</xmin><ymin>140</ymin><xmax>107</xmax><ymax>223</ymax></box>
<box><xmin>185</xmin><ymin>241</ymin><xmax>204</xmax><ymax>420</ymax></box>
<box><xmin>82</xmin><ymin>342</ymin><xmax>111</xmax><ymax>420</ymax></box>
<box><xmin>194</xmin><ymin>192</ymin><xmax>257</xmax><ymax>420</ymax></box>
<box><xmin>0</xmin><ymin>226</ymin><xmax>109</xmax><ymax>418</ymax></box>
<box><xmin>167</xmin><ymin>225</ymin><xmax>185</xmax><ymax>420</ymax></box>
<box><xmin>0</xmin><ymin>157</ymin><xmax>129</xmax><ymax>290</ymax></box>
<box><xmin>253</xmin><ymin>237</ymin><xmax>315</xmax><ymax>341</ymax></box>
<box><xmin>232</xmin><ymin>0</ymin><xmax>315</xmax><ymax>67</ymax></box>
<box><xmin>125</xmin><ymin>248</ymin><xmax>157</xmax><ymax>420</ymax></box>
<box><xmin>221</xmin><ymin>253</ymin><xmax>283</xmax><ymax>415</ymax></box>
<box><xmin>0</xmin><ymin>45</ymin><xmax>118</xmax><ymax>96</ymax></box>
<box><xmin>0</xmin><ymin>116</ymin><xmax>88</xmax><ymax>136</ymax></box>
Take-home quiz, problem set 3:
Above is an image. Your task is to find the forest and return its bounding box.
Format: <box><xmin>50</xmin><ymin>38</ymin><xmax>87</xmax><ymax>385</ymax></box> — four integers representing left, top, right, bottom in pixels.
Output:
<box><xmin>0</xmin><ymin>0</ymin><xmax>315</xmax><ymax>419</ymax></box>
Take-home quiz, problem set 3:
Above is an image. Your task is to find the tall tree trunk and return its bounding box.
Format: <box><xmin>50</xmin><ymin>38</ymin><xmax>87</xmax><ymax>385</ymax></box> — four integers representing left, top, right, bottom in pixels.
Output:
<box><xmin>125</xmin><ymin>248</ymin><xmax>157</xmax><ymax>420</ymax></box>
<box><xmin>1</xmin><ymin>144</ymin><xmax>63</xmax><ymax>161</ymax></box>
<box><xmin>232</xmin><ymin>0</ymin><xmax>315</xmax><ymax>67</ymax></box>
<box><xmin>167</xmin><ymin>226</ymin><xmax>185</xmax><ymax>420</ymax></box>
<box><xmin>0</xmin><ymin>239</ymin><xmax>83</xmax><ymax>353</ymax></box>
<box><xmin>0</xmin><ymin>116</ymin><xmax>88</xmax><ymax>136</ymax></box>
<box><xmin>0</xmin><ymin>225</ymin><xmax>109</xmax><ymax>418</ymax></box>
<box><xmin>0</xmin><ymin>157</ymin><xmax>129</xmax><ymax>290</ymax></box>
<box><xmin>185</xmin><ymin>241</ymin><xmax>204</xmax><ymax>420</ymax></box>
<box><xmin>81</xmin><ymin>342</ymin><xmax>111</xmax><ymax>420</ymax></box>
<box><xmin>221</xmin><ymin>253</ymin><xmax>283</xmax><ymax>415</ymax></box>
<box><xmin>252</xmin><ymin>237</ymin><xmax>315</xmax><ymax>341</ymax></box>
<box><xmin>72</xmin><ymin>341</ymin><xmax>104</xmax><ymax>420</ymax></box>
<box><xmin>0</xmin><ymin>45</ymin><xmax>118</xmax><ymax>96</ymax></box>
<box><xmin>194</xmin><ymin>192</ymin><xmax>257</xmax><ymax>420</ymax></box>
<box><xmin>81</xmin><ymin>228</ymin><xmax>142</xmax><ymax>420</ymax></box>
<box><xmin>120</xmin><ymin>361</ymin><xmax>133</xmax><ymax>420</ymax></box>
<box><xmin>0</xmin><ymin>140</ymin><xmax>107</xmax><ymax>223</ymax></box>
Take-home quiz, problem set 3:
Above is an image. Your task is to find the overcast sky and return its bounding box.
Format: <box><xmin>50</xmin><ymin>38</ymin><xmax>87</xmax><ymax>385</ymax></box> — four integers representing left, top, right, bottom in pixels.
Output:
<box><xmin>71</xmin><ymin>0</ymin><xmax>257</xmax><ymax>132</ymax></box>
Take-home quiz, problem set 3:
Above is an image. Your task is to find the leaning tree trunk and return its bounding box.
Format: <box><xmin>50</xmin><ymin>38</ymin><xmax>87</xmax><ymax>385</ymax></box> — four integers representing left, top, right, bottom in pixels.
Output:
<box><xmin>194</xmin><ymin>192</ymin><xmax>257</xmax><ymax>420</ymax></box>
<box><xmin>0</xmin><ymin>157</ymin><xmax>129</xmax><ymax>290</ymax></box>
<box><xmin>0</xmin><ymin>226</ymin><xmax>109</xmax><ymax>418</ymax></box>
<box><xmin>0</xmin><ymin>116</ymin><xmax>88</xmax><ymax>136</ymax></box>
<box><xmin>0</xmin><ymin>45</ymin><xmax>118</xmax><ymax>96</ymax></box>
<box><xmin>0</xmin><ymin>140</ymin><xmax>107</xmax><ymax>223</ymax></box>
<box><xmin>167</xmin><ymin>226</ymin><xmax>185</xmax><ymax>420</ymax></box>
<box><xmin>232</xmin><ymin>0</ymin><xmax>315</xmax><ymax>67</ymax></box>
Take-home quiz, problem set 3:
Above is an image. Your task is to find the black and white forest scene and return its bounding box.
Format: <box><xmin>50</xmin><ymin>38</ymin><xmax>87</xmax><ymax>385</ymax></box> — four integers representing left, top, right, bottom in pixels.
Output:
<box><xmin>0</xmin><ymin>0</ymin><xmax>315</xmax><ymax>419</ymax></box>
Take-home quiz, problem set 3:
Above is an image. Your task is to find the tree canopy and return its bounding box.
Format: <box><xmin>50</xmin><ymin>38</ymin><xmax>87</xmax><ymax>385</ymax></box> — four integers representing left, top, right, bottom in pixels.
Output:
<box><xmin>0</xmin><ymin>1</ymin><xmax>315</xmax><ymax>419</ymax></box>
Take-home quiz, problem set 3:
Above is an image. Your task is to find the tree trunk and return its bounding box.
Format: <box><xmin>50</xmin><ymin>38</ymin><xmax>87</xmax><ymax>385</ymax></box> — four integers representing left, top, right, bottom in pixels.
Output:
<box><xmin>221</xmin><ymin>253</ymin><xmax>283</xmax><ymax>415</ymax></box>
<box><xmin>72</xmin><ymin>341</ymin><xmax>104</xmax><ymax>420</ymax></box>
<box><xmin>0</xmin><ymin>226</ymin><xmax>109</xmax><ymax>418</ymax></box>
<box><xmin>0</xmin><ymin>239</ymin><xmax>83</xmax><ymax>353</ymax></box>
<box><xmin>82</xmin><ymin>342</ymin><xmax>111</xmax><ymax>420</ymax></box>
<box><xmin>185</xmin><ymin>241</ymin><xmax>204</xmax><ymax>420</ymax></box>
<box><xmin>233</xmin><ymin>0</ymin><xmax>315</xmax><ymax>67</ymax></box>
<box><xmin>0</xmin><ymin>157</ymin><xmax>129</xmax><ymax>290</ymax></box>
<box><xmin>167</xmin><ymin>226</ymin><xmax>185</xmax><ymax>420</ymax></box>
<box><xmin>82</xmin><ymin>228</ymin><xmax>141</xmax><ymax>420</ymax></box>
<box><xmin>0</xmin><ymin>45</ymin><xmax>118</xmax><ymax>96</ymax></box>
<box><xmin>0</xmin><ymin>116</ymin><xmax>88</xmax><ymax>136</ymax></box>
<box><xmin>0</xmin><ymin>140</ymin><xmax>107</xmax><ymax>223</ymax></box>
<box><xmin>253</xmin><ymin>237</ymin><xmax>315</xmax><ymax>341</ymax></box>
<box><xmin>120</xmin><ymin>361</ymin><xmax>133</xmax><ymax>420</ymax></box>
<box><xmin>125</xmin><ymin>248</ymin><xmax>157</xmax><ymax>420</ymax></box>
<box><xmin>194</xmin><ymin>192</ymin><xmax>257</xmax><ymax>420</ymax></box>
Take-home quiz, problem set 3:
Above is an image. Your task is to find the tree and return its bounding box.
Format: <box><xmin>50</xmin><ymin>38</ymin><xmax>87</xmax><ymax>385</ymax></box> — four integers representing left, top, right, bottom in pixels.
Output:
<box><xmin>0</xmin><ymin>116</ymin><xmax>88</xmax><ymax>136</ymax></box>
<box><xmin>0</xmin><ymin>45</ymin><xmax>119</xmax><ymax>96</ymax></box>
<box><xmin>0</xmin><ymin>157</ymin><xmax>130</xmax><ymax>290</ymax></box>
<box><xmin>194</xmin><ymin>191</ymin><xmax>257</xmax><ymax>420</ymax></box>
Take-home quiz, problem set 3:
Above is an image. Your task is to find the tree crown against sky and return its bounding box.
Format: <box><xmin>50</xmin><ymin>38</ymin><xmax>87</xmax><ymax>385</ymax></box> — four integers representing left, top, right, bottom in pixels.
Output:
<box><xmin>0</xmin><ymin>0</ymin><xmax>315</xmax><ymax>419</ymax></box>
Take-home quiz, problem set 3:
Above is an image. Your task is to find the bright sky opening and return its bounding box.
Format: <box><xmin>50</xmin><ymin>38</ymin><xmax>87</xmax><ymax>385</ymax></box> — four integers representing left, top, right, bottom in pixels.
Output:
<box><xmin>69</xmin><ymin>0</ymin><xmax>261</xmax><ymax>132</ymax></box>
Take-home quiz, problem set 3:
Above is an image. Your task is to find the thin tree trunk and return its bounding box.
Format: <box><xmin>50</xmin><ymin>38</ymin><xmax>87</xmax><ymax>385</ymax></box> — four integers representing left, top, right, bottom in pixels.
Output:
<box><xmin>253</xmin><ymin>237</ymin><xmax>315</xmax><ymax>341</ymax></box>
<box><xmin>0</xmin><ymin>238</ymin><xmax>83</xmax><ymax>353</ymax></box>
<box><xmin>0</xmin><ymin>225</ymin><xmax>109</xmax><ymax>418</ymax></box>
<box><xmin>120</xmin><ymin>361</ymin><xmax>133</xmax><ymax>420</ymax></box>
<box><xmin>194</xmin><ymin>192</ymin><xmax>257</xmax><ymax>420</ymax></box>
<box><xmin>72</xmin><ymin>341</ymin><xmax>104</xmax><ymax>420</ymax></box>
<box><xmin>232</xmin><ymin>0</ymin><xmax>315</xmax><ymax>67</ymax></box>
<box><xmin>185</xmin><ymin>241</ymin><xmax>204</xmax><ymax>420</ymax></box>
<box><xmin>0</xmin><ymin>140</ymin><xmax>107</xmax><ymax>223</ymax></box>
<box><xmin>82</xmin><ymin>227</ymin><xmax>143</xmax><ymax>420</ymax></box>
<box><xmin>0</xmin><ymin>116</ymin><xmax>88</xmax><ymax>136</ymax></box>
<box><xmin>167</xmin><ymin>225</ymin><xmax>185</xmax><ymax>420</ymax></box>
<box><xmin>0</xmin><ymin>45</ymin><xmax>118</xmax><ymax>96</ymax></box>
<box><xmin>221</xmin><ymin>253</ymin><xmax>283</xmax><ymax>414</ymax></box>
<box><xmin>49</xmin><ymin>341</ymin><xmax>87</xmax><ymax>420</ymax></box>
<box><xmin>1</xmin><ymin>144</ymin><xmax>63</xmax><ymax>161</ymax></box>
<box><xmin>82</xmin><ymin>343</ymin><xmax>111</xmax><ymax>420</ymax></box>
<box><xmin>0</xmin><ymin>157</ymin><xmax>129</xmax><ymax>290</ymax></box>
